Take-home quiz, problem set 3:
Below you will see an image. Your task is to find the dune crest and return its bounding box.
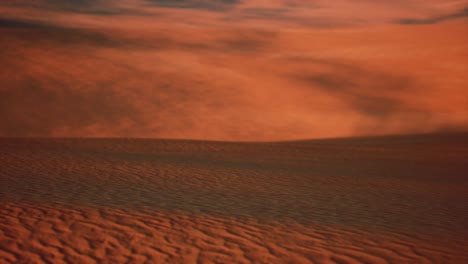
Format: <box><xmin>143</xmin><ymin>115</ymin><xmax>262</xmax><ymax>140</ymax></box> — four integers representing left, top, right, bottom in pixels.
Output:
<box><xmin>1</xmin><ymin>133</ymin><xmax>467</xmax><ymax>263</ymax></box>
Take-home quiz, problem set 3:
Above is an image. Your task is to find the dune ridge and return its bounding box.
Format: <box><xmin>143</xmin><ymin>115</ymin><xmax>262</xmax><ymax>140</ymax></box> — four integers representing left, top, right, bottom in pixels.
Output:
<box><xmin>1</xmin><ymin>133</ymin><xmax>468</xmax><ymax>263</ymax></box>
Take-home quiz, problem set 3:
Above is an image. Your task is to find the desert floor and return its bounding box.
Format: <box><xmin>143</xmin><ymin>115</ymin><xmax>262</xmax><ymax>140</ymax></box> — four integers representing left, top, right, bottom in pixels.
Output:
<box><xmin>1</xmin><ymin>133</ymin><xmax>468</xmax><ymax>263</ymax></box>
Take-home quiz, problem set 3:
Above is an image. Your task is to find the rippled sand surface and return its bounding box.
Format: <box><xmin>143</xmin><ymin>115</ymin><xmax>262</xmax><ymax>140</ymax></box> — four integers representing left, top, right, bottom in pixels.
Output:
<box><xmin>1</xmin><ymin>133</ymin><xmax>467</xmax><ymax>263</ymax></box>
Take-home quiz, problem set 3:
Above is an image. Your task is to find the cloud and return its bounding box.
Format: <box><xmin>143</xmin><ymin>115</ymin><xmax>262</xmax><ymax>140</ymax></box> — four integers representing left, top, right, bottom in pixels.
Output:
<box><xmin>217</xmin><ymin>29</ymin><xmax>277</xmax><ymax>52</ymax></box>
<box><xmin>0</xmin><ymin>79</ymin><xmax>141</xmax><ymax>136</ymax></box>
<box><xmin>0</xmin><ymin>23</ymin><xmax>248</xmax><ymax>138</ymax></box>
<box><xmin>0</xmin><ymin>16</ymin><xmax>276</xmax><ymax>54</ymax></box>
<box><xmin>0</xmin><ymin>1</ymin><xmax>467</xmax><ymax>140</ymax></box>
<box><xmin>146</xmin><ymin>0</ymin><xmax>240</xmax><ymax>11</ymax></box>
<box><xmin>0</xmin><ymin>17</ymin><xmax>127</xmax><ymax>48</ymax></box>
<box><xmin>398</xmin><ymin>7</ymin><xmax>468</xmax><ymax>25</ymax></box>
<box><xmin>285</xmin><ymin>55</ymin><xmax>467</xmax><ymax>136</ymax></box>
<box><xmin>299</xmin><ymin>70</ymin><xmax>410</xmax><ymax>118</ymax></box>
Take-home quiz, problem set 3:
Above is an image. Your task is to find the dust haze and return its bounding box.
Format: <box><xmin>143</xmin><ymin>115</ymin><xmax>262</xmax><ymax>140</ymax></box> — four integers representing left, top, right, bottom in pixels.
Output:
<box><xmin>1</xmin><ymin>0</ymin><xmax>467</xmax><ymax>140</ymax></box>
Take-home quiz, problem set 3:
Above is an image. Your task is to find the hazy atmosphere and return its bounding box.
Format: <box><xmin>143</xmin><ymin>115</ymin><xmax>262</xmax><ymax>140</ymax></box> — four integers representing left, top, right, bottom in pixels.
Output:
<box><xmin>1</xmin><ymin>0</ymin><xmax>467</xmax><ymax>140</ymax></box>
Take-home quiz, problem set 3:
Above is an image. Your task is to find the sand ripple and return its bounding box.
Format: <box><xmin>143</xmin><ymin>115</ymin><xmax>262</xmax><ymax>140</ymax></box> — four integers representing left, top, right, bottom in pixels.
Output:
<box><xmin>1</xmin><ymin>203</ymin><xmax>467</xmax><ymax>264</ymax></box>
<box><xmin>1</xmin><ymin>134</ymin><xmax>468</xmax><ymax>263</ymax></box>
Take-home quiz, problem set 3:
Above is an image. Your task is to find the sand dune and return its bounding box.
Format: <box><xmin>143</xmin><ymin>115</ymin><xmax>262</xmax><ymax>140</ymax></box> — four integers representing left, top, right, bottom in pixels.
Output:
<box><xmin>1</xmin><ymin>133</ymin><xmax>468</xmax><ymax>263</ymax></box>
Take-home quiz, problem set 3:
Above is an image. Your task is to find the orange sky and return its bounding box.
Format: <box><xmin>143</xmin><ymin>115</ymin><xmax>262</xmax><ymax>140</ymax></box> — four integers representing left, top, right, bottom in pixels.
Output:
<box><xmin>0</xmin><ymin>0</ymin><xmax>467</xmax><ymax>140</ymax></box>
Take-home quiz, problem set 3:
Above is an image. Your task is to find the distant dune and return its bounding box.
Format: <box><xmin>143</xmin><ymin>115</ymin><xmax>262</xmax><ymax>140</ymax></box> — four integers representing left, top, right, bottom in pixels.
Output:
<box><xmin>1</xmin><ymin>133</ymin><xmax>468</xmax><ymax>263</ymax></box>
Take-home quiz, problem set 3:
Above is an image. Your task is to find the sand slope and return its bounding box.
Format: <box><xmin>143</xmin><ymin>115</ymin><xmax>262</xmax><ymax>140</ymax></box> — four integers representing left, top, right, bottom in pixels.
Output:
<box><xmin>1</xmin><ymin>133</ymin><xmax>468</xmax><ymax>263</ymax></box>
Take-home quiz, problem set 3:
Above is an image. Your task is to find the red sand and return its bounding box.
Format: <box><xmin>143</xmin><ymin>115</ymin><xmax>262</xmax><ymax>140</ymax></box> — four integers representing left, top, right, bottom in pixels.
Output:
<box><xmin>1</xmin><ymin>133</ymin><xmax>468</xmax><ymax>263</ymax></box>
